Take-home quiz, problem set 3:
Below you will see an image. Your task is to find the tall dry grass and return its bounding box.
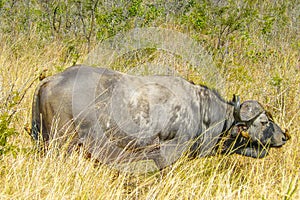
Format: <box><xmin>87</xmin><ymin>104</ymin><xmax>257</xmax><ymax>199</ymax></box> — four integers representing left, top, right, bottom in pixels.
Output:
<box><xmin>0</xmin><ymin>6</ymin><xmax>299</xmax><ymax>200</ymax></box>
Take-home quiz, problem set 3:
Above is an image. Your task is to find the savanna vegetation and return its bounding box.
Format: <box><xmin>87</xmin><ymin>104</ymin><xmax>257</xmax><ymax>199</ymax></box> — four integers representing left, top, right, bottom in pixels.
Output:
<box><xmin>0</xmin><ymin>0</ymin><xmax>299</xmax><ymax>199</ymax></box>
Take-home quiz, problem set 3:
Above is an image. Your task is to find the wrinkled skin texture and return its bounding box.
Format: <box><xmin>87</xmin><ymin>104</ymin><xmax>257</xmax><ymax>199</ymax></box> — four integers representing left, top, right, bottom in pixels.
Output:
<box><xmin>31</xmin><ymin>65</ymin><xmax>289</xmax><ymax>169</ymax></box>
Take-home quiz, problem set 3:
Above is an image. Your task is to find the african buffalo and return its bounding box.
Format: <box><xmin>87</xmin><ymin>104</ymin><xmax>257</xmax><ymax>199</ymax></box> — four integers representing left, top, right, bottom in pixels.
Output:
<box><xmin>31</xmin><ymin>65</ymin><xmax>289</xmax><ymax>169</ymax></box>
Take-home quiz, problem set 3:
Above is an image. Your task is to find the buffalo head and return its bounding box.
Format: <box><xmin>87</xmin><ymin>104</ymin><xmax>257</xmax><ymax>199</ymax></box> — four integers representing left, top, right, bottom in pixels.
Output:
<box><xmin>224</xmin><ymin>96</ymin><xmax>290</xmax><ymax>158</ymax></box>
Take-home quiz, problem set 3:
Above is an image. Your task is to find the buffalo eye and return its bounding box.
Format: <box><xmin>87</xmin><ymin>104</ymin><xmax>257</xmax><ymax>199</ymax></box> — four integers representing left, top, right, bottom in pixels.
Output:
<box><xmin>259</xmin><ymin>114</ymin><xmax>269</xmax><ymax>126</ymax></box>
<box><xmin>260</xmin><ymin>121</ymin><xmax>268</xmax><ymax>126</ymax></box>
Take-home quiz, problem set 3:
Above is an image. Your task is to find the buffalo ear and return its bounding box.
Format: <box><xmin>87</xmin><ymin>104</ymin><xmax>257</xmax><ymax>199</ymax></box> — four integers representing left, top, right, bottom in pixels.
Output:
<box><xmin>230</xmin><ymin>126</ymin><xmax>240</xmax><ymax>138</ymax></box>
<box><xmin>230</xmin><ymin>125</ymin><xmax>250</xmax><ymax>139</ymax></box>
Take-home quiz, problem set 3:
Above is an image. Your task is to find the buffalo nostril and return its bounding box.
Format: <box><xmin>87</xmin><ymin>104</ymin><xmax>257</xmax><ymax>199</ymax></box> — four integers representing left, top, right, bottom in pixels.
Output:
<box><xmin>282</xmin><ymin>136</ymin><xmax>287</xmax><ymax>142</ymax></box>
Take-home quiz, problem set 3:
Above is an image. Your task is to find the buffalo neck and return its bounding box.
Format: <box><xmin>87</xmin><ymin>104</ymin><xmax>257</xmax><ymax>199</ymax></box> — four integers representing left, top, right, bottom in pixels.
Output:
<box><xmin>191</xmin><ymin>85</ymin><xmax>235</xmax><ymax>156</ymax></box>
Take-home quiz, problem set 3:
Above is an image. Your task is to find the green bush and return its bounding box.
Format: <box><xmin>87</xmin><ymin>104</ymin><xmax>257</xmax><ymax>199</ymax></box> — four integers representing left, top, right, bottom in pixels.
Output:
<box><xmin>0</xmin><ymin>85</ymin><xmax>29</xmax><ymax>155</ymax></box>
<box><xmin>0</xmin><ymin>112</ymin><xmax>17</xmax><ymax>155</ymax></box>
